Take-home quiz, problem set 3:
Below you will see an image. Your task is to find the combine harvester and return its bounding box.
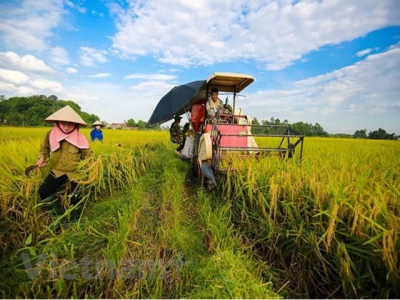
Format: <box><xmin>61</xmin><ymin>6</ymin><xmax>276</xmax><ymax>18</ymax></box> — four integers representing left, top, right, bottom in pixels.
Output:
<box><xmin>147</xmin><ymin>72</ymin><xmax>304</xmax><ymax>190</ymax></box>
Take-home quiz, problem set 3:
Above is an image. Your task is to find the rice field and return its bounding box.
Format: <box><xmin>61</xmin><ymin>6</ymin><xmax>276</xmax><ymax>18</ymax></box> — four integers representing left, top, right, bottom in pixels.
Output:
<box><xmin>0</xmin><ymin>127</ymin><xmax>399</xmax><ymax>298</ymax></box>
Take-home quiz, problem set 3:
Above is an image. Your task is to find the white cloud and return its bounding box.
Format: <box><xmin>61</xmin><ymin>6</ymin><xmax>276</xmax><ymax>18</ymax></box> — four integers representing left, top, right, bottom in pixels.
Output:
<box><xmin>64</xmin><ymin>90</ymin><xmax>98</xmax><ymax>105</ymax></box>
<box><xmin>124</xmin><ymin>73</ymin><xmax>177</xmax><ymax>81</ymax></box>
<box><xmin>356</xmin><ymin>49</ymin><xmax>373</xmax><ymax>57</ymax></box>
<box><xmin>0</xmin><ymin>68</ymin><xmax>30</xmax><ymax>85</ymax></box>
<box><xmin>0</xmin><ymin>0</ymin><xmax>63</xmax><ymax>51</ymax></box>
<box><xmin>0</xmin><ymin>81</ymin><xmax>17</xmax><ymax>92</ymax></box>
<box><xmin>90</xmin><ymin>73</ymin><xmax>111</xmax><ymax>78</ymax></box>
<box><xmin>28</xmin><ymin>78</ymin><xmax>64</xmax><ymax>94</ymax></box>
<box><xmin>78</xmin><ymin>7</ymin><xmax>87</xmax><ymax>14</ymax></box>
<box><xmin>79</xmin><ymin>47</ymin><xmax>108</xmax><ymax>66</ymax></box>
<box><xmin>14</xmin><ymin>85</ymin><xmax>38</xmax><ymax>95</ymax></box>
<box><xmin>66</xmin><ymin>67</ymin><xmax>78</xmax><ymax>74</ymax></box>
<box><xmin>129</xmin><ymin>80</ymin><xmax>173</xmax><ymax>92</ymax></box>
<box><xmin>111</xmin><ymin>0</ymin><xmax>400</xmax><ymax>70</ymax></box>
<box><xmin>50</xmin><ymin>46</ymin><xmax>69</xmax><ymax>65</ymax></box>
<box><xmin>0</xmin><ymin>52</ymin><xmax>65</xmax><ymax>97</ymax></box>
<box><xmin>0</xmin><ymin>52</ymin><xmax>56</xmax><ymax>74</ymax></box>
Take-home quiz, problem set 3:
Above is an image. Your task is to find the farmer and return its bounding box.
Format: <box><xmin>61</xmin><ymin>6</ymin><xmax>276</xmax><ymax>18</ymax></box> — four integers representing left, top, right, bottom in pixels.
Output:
<box><xmin>170</xmin><ymin>114</ymin><xmax>188</xmax><ymax>155</ymax></box>
<box><xmin>90</xmin><ymin>120</ymin><xmax>104</xmax><ymax>142</ymax></box>
<box><xmin>206</xmin><ymin>87</ymin><xmax>224</xmax><ymax>120</ymax></box>
<box><xmin>36</xmin><ymin>105</ymin><xmax>92</xmax><ymax>223</ymax></box>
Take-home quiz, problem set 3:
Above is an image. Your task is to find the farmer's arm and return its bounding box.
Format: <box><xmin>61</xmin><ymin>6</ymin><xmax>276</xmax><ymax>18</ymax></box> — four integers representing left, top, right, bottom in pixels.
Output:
<box><xmin>80</xmin><ymin>147</ymin><xmax>93</xmax><ymax>159</ymax></box>
<box><xmin>36</xmin><ymin>131</ymin><xmax>51</xmax><ymax>168</ymax></box>
<box><xmin>206</xmin><ymin>100</ymin><xmax>214</xmax><ymax>118</ymax></box>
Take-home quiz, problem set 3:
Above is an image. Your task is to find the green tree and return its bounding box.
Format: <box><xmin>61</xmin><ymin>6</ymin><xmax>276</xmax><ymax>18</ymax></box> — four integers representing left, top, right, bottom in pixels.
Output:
<box><xmin>261</xmin><ymin>119</ymin><xmax>270</xmax><ymax>125</ymax></box>
<box><xmin>0</xmin><ymin>96</ymin><xmax>99</xmax><ymax>126</ymax></box>
<box><xmin>354</xmin><ymin>129</ymin><xmax>367</xmax><ymax>139</ymax></box>
<box><xmin>312</xmin><ymin>123</ymin><xmax>328</xmax><ymax>136</ymax></box>
<box><xmin>369</xmin><ymin>128</ymin><xmax>387</xmax><ymax>139</ymax></box>
<box><xmin>252</xmin><ymin>117</ymin><xmax>260</xmax><ymax>125</ymax></box>
<box><xmin>0</xmin><ymin>101</ymin><xmax>9</xmax><ymax>124</ymax></box>
<box><xmin>137</xmin><ymin>120</ymin><xmax>146</xmax><ymax>129</ymax></box>
<box><xmin>126</xmin><ymin>119</ymin><xmax>136</xmax><ymax>127</ymax></box>
<box><xmin>368</xmin><ymin>128</ymin><xmax>396</xmax><ymax>140</ymax></box>
<box><xmin>291</xmin><ymin>121</ymin><xmax>310</xmax><ymax>136</ymax></box>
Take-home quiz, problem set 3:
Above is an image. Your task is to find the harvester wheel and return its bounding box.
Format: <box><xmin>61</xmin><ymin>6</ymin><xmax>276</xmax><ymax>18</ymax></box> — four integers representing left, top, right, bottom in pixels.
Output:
<box><xmin>198</xmin><ymin>133</ymin><xmax>212</xmax><ymax>161</ymax></box>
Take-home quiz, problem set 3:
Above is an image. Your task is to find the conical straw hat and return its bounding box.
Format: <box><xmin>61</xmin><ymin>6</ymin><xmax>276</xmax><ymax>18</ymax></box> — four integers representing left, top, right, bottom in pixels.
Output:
<box><xmin>45</xmin><ymin>105</ymin><xmax>87</xmax><ymax>126</ymax></box>
<box><xmin>92</xmin><ymin>120</ymin><xmax>104</xmax><ymax>127</ymax></box>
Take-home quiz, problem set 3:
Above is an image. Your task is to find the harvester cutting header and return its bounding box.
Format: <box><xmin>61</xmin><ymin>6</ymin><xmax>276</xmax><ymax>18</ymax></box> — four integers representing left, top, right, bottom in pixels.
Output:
<box><xmin>147</xmin><ymin>72</ymin><xmax>304</xmax><ymax>190</ymax></box>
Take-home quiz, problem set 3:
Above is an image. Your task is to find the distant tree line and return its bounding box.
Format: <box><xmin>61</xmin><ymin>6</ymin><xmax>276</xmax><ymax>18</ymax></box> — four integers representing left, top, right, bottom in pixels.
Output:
<box><xmin>0</xmin><ymin>95</ymin><xmax>100</xmax><ymax>127</ymax></box>
<box><xmin>250</xmin><ymin>117</ymin><xmax>397</xmax><ymax>139</ymax></box>
<box><xmin>252</xmin><ymin>117</ymin><xmax>329</xmax><ymax>137</ymax></box>
<box><xmin>125</xmin><ymin>118</ymin><xmax>160</xmax><ymax>129</ymax></box>
<box><xmin>353</xmin><ymin>128</ymin><xmax>397</xmax><ymax>140</ymax></box>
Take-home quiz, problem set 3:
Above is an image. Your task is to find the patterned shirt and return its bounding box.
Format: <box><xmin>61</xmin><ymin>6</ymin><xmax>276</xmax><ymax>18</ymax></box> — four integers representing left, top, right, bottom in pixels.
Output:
<box><xmin>170</xmin><ymin>121</ymin><xmax>183</xmax><ymax>143</ymax></box>
<box><xmin>206</xmin><ymin>98</ymin><xmax>224</xmax><ymax>118</ymax></box>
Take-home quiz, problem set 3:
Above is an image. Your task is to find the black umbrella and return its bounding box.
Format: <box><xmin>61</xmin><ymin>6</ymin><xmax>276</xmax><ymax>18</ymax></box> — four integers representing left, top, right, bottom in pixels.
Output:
<box><xmin>147</xmin><ymin>80</ymin><xmax>206</xmax><ymax>127</ymax></box>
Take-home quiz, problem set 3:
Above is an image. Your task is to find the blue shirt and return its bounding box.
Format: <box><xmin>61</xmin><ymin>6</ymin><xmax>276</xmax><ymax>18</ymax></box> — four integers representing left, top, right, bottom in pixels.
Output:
<box><xmin>90</xmin><ymin>128</ymin><xmax>103</xmax><ymax>141</ymax></box>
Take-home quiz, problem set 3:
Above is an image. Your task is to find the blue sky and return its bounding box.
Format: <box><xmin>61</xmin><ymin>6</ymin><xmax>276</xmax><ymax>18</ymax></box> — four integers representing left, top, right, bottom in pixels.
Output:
<box><xmin>0</xmin><ymin>0</ymin><xmax>399</xmax><ymax>134</ymax></box>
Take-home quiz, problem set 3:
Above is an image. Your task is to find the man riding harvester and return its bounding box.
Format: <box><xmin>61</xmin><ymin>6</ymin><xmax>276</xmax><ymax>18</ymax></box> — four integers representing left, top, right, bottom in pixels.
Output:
<box><xmin>147</xmin><ymin>72</ymin><xmax>304</xmax><ymax>190</ymax></box>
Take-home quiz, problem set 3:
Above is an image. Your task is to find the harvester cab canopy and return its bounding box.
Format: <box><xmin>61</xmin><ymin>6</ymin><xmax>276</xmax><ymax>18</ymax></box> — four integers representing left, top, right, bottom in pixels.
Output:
<box><xmin>205</xmin><ymin>72</ymin><xmax>254</xmax><ymax>94</ymax></box>
<box><xmin>204</xmin><ymin>72</ymin><xmax>255</xmax><ymax>121</ymax></box>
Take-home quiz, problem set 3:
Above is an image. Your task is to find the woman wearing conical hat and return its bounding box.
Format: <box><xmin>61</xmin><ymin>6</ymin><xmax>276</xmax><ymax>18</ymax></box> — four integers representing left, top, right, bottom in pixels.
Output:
<box><xmin>35</xmin><ymin>105</ymin><xmax>92</xmax><ymax>226</ymax></box>
<box><xmin>90</xmin><ymin>120</ymin><xmax>104</xmax><ymax>142</ymax></box>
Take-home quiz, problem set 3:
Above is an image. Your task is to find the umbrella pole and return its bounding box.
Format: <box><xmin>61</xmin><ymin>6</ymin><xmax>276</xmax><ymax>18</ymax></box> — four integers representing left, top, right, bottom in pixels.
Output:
<box><xmin>232</xmin><ymin>87</ymin><xmax>237</xmax><ymax>124</ymax></box>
